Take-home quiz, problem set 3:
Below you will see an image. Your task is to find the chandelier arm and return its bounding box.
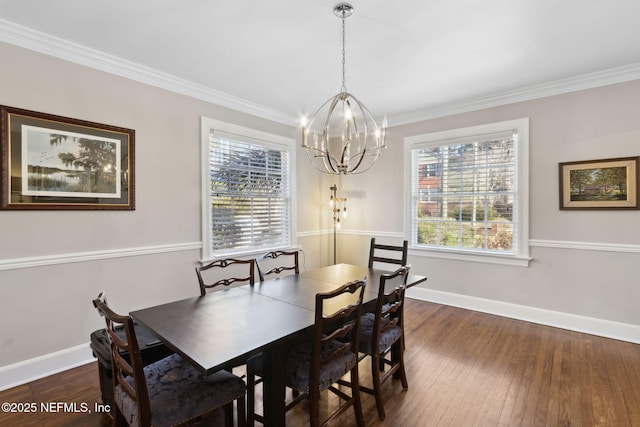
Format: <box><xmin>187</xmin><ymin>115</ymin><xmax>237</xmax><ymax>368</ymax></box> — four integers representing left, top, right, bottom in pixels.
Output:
<box><xmin>323</xmin><ymin>94</ymin><xmax>344</xmax><ymax>173</ymax></box>
<box><xmin>347</xmin><ymin>146</ymin><xmax>367</xmax><ymax>173</ymax></box>
<box><xmin>340</xmin><ymin>140</ymin><xmax>350</xmax><ymax>165</ymax></box>
<box><xmin>305</xmin><ymin>148</ymin><xmax>334</xmax><ymax>175</ymax></box>
<box><xmin>325</xmin><ymin>152</ymin><xmax>338</xmax><ymax>173</ymax></box>
<box><xmin>305</xmin><ymin>96</ymin><xmax>338</xmax><ymax>150</ymax></box>
<box><xmin>303</xmin><ymin>140</ymin><xmax>339</xmax><ymax>175</ymax></box>
<box><xmin>344</xmin><ymin>97</ymin><xmax>359</xmax><ymax>134</ymax></box>
<box><xmin>346</xmin><ymin>94</ymin><xmax>382</xmax><ymax>174</ymax></box>
<box><xmin>318</xmin><ymin>145</ymin><xmax>338</xmax><ymax>174</ymax></box>
<box><xmin>322</xmin><ymin>93</ymin><xmax>342</xmax><ymax>134</ymax></box>
<box><xmin>351</xmin><ymin>92</ymin><xmax>386</xmax><ymax>148</ymax></box>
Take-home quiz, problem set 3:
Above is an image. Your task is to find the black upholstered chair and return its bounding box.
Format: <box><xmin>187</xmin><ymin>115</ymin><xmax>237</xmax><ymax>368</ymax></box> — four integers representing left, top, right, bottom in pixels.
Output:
<box><xmin>255</xmin><ymin>250</ymin><xmax>299</xmax><ymax>281</ymax></box>
<box><xmin>246</xmin><ymin>279</ymin><xmax>367</xmax><ymax>427</ymax></box>
<box><xmin>357</xmin><ymin>265</ymin><xmax>410</xmax><ymax>420</ymax></box>
<box><xmin>195</xmin><ymin>258</ymin><xmax>255</xmax><ymax>296</ymax></box>
<box><xmin>92</xmin><ymin>293</ymin><xmax>246</xmax><ymax>427</ymax></box>
<box><xmin>368</xmin><ymin>238</ymin><xmax>408</xmax><ymax>269</ymax></box>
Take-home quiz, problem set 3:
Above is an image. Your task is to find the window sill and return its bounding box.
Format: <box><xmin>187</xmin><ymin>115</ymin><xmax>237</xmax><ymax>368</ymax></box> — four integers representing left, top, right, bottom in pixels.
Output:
<box><xmin>410</xmin><ymin>247</ymin><xmax>531</xmax><ymax>267</ymax></box>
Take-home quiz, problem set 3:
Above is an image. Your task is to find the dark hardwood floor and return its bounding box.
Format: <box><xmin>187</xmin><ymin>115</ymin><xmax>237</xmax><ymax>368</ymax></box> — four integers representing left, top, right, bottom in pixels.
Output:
<box><xmin>1</xmin><ymin>299</ymin><xmax>639</xmax><ymax>426</ymax></box>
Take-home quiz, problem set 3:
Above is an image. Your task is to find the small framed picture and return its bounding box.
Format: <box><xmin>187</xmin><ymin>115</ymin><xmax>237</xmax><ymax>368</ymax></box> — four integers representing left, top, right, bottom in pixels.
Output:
<box><xmin>559</xmin><ymin>156</ymin><xmax>639</xmax><ymax>210</ymax></box>
<box><xmin>1</xmin><ymin>105</ymin><xmax>135</xmax><ymax>210</ymax></box>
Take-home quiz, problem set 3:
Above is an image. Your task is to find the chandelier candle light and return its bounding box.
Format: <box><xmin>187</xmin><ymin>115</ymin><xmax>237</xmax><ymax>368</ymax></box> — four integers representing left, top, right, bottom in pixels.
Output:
<box><xmin>301</xmin><ymin>3</ymin><xmax>387</xmax><ymax>175</ymax></box>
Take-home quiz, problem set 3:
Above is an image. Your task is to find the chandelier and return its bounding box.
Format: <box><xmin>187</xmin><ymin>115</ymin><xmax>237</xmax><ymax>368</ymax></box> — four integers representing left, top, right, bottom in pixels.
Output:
<box><xmin>301</xmin><ymin>3</ymin><xmax>386</xmax><ymax>175</ymax></box>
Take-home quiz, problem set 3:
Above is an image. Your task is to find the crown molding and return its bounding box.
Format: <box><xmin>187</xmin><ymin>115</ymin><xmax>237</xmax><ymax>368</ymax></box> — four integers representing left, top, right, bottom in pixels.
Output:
<box><xmin>389</xmin><ymin>63</ymin><xmax>640</xmax><ymax>125</ymax></box>
<box><xmin>0</xmin><ymin>18</ymin><xmax>297</xmax><ymax>126</ymax></box>
<box><xmin>2</xmin><ymin>18</ymin><xmax>640</xmax><ymax>128</ymax></box>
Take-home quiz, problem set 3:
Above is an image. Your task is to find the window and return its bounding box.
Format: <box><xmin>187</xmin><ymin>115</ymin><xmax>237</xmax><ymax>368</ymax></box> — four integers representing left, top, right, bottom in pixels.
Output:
<box><xmin>201</xmin><ymin>118</ymin><xmax>296</xmax><ymax>260</ymax></box>
<box><xmin>404</xmin><ymin>118</ymin><xmax>529</xmax><ymax>266</ymax></box>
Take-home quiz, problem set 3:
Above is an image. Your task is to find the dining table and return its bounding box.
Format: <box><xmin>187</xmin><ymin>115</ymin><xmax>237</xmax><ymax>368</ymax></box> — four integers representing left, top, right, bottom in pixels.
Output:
<box><xmin>130</xmin><ymin>263</ymin><xmax>427</xmax><ymax>427</ymax></box>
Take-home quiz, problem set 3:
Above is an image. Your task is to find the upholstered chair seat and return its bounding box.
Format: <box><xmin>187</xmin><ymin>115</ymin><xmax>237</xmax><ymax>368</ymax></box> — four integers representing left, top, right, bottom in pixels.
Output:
<box><xmin>114</xmin><ymin>353</ymin><xmax>246</xmax><ymax>427</ymax></box>
<box><xmin>358</xmin><ymin>312</ymin><xmax>402</xmax><ymax>355</ymax></box>
<box><xmin>247</xmin><ymin>338</ymin><xmax>357</xmax><ymax>396</ymax></box>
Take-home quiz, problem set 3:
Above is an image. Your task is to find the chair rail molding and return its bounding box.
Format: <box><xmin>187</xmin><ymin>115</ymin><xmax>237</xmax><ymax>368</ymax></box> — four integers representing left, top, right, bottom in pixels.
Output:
<box><xmin>529</xmin><ymin>239</ymin><xmax>640</xmax><ymax>253</ymax></box>
<box><xmin>298</xmin><ymin>230</ymin><xmax>640</xmax><ymax>255</ymax></box>
<box><xmin>0</xmin><ymin>242</ymin><xmax>202</xmax><ymax>271</ymax></box>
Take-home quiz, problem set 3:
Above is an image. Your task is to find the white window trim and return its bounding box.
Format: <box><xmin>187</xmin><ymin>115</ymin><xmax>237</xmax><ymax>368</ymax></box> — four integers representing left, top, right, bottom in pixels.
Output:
<box><xmin>200</xmin><ymin>117</ymin><xmax>297</xmax><ymax>262</ymax></box>
<box><xmin>403</xmin><ymin>118</ymin><xmax>530</xmax><ymax>267</ymax></box>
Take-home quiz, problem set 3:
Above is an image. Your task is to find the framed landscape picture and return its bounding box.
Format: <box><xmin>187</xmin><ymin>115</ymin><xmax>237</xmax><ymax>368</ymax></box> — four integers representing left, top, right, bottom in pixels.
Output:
<box><xmin>0</xmin><ymin>105</ymin><xmax>135</xmax><ymax>210</ymax></box>
<box><xmin>559</xmin><ymin>156</ymin><xmax>639</xmax><ymax>210</ymax></box>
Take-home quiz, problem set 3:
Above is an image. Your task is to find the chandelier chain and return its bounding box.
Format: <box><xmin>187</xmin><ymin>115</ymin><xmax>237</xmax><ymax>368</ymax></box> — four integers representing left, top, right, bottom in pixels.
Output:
<box><xmin>341</xmin><ymin>13</ymin><xmax>347</xmax><ymax>93</ymax></box>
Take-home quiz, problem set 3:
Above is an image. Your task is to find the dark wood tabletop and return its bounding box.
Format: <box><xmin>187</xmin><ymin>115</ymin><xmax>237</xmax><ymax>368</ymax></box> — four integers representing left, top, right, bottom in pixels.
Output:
<box><xmin>129</xmin><ymin>263</ymin><xmax>427</xmax><ymax>427</ymax></box>
<box><xmin>130</xmin><ymin>287</ymin><xmax>315</xmax><ymax>375</ymax></box>
<box><xmin>300</xmin><ymin>263</ymin><xmax>427</xmax><ymax>290</ymax></box>
<box><xmin>248</xmin><ymin>264</ymin><xmax>427</xmax><ymax>312</ymax></box>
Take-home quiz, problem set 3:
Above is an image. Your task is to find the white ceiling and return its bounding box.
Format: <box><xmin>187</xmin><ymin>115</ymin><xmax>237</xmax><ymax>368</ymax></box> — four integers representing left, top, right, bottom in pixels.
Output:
<box><xmin>1</xmin><ymin>0</ymin><xmax>640</xmax><ymax>126</ymax></box>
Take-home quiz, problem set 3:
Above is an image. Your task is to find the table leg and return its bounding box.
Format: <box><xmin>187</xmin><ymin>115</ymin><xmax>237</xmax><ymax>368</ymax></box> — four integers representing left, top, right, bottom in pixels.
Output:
<box><xmin>261</xmin><ymin>344</ymin><xmax>287</xmax><ymax>427</ymax></box>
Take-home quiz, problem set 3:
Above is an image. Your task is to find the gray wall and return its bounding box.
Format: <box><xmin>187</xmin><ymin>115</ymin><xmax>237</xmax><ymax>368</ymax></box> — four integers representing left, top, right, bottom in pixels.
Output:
<box><xmin>336</xmin><ymin>81</ymin><xmax>640</xmax><ymax>339</ymax></box>
<box><xmin>0</xmin><ymin>41</ymin><xmax>323</xmax><ymax>388</ymax></box>
<box><xmin>1</xmin><ymin>40</ymin><xmax>639</xmax><ymax>390</ymax></box>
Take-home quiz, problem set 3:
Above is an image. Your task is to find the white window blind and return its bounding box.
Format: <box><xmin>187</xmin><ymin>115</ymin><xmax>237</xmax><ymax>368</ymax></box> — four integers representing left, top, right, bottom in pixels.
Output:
<box><xmin>405</xmin><ymin>118</ymin><xmax>529</xmax><ymax>265</ymax></box>
<box><xmin>206</xmin><ymin>129</ymin><xmax>292</xmax><ymax>256</ymax></box>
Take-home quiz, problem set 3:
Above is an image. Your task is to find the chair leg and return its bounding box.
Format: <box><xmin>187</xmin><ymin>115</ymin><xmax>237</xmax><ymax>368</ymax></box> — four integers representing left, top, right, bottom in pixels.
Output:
<box><xmin>113</xmin><ymin>404</ymin><xmax>127</xmax><ymax>427</ymax></box>
<box><xmin>223</xmin><ymin>402</ymin><xmax>233</xmax><ymax>427</ymax></box>
<box><xmin>370</xmin><ymin>353</ymin><xmax>386</xmax><ymax>420</ymax></box>
<box><xmin>352</xmin><ymin>367</ymin><xmax>365</xmax><ymax>427</ymax></box>
<box><xmin>237</xmin><ymin>396</ymin><xmax>247</xmax><ymax>427</ymax></box>
<box><xmin>392</xmin><ymin>341</ymin><xmax>408</xmax><ymax>389</ymax></box>
<box><xmin>247</xmin><ymin>369</ymin><xmax>256</xmax><ymax>427</ymax></box>
<box><xmin>309</xmin><ymin>389</ymin><xmax>320</xmax><ymax>427</ymax></box>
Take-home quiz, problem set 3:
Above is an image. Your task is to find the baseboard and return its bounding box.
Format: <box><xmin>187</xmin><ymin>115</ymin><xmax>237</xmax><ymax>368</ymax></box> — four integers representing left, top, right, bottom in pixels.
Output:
<box><xmin>0</xmin><ymin>343</ymin><xmax>95</xmax><ymax>392</ymax></box>
<box><xmin>3</xmin><ymin>289</ymin><xmax>639</xmax><ymax>392</ymax></box>
<box><xmin>406</xmin><ymin>287</ymin><xmax>640</xmax><ymax>344</ymax></box>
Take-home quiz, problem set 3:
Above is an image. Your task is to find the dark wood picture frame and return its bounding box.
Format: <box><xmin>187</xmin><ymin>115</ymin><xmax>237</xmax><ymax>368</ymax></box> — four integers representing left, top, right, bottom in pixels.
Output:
<box><xmin>559</xmin><ymin>156</ymin><xmax>639</xmax><ymax>210</ymax></box>
<box><xmin>0</xmin><ymin>105</ymin><xmax>135</xmax><ymax>210</ymax></box>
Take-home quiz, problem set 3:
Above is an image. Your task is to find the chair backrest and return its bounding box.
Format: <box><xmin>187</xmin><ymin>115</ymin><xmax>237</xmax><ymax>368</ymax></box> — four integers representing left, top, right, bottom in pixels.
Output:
<box><xmin>310</xmin><ymin>278</ymin><xmax>367</xmax><ymax>392</ymax></box>
<box><xmin>256</xmin><ymin>250</ymin><xmax>299</xmax><ymax>281</ymax></box>
<box><xmin>92</xmin><ymin>293</ymin><xmax>152</xmax><ymax>426</ymax></box>
<box><xmin>368</xmin><ymin>238</ymin><xmax>408</xmax><ymax>268</ymax></box>
<box><xmin>195</xmin><ymin>258</ymin><xmax>255</xmax><ymax>296</ymax></box>
<box><xmin>373</xmin><ymin>265</ymin><xmax>410</xmax><ymax>342</ymax></box>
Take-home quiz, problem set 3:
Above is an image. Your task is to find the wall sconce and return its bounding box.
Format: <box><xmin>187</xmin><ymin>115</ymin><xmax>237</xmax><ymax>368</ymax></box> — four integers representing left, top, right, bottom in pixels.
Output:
<box><xmin>330</xmin><ymin>185</ymin><xmax>347</xmax><ymax>264</ymax></box>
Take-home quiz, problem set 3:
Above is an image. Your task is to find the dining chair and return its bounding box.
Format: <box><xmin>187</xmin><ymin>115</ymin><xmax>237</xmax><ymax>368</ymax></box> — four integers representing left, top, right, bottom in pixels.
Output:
<box><xmin>195</xmin><ymin>258</ymin><xmax>255</xmax><ymax>296</ymax></box>
<box><xmin>246</xmin><ymin>278</ymin><xmax>367</xmax><ymax>427</ymax></box>
<box><xmin>92</xmin><ymin>293</ymin><xmax>247</xmax><ymax>427</ymax></box>
<box><xmin>255</xmin><ymin>250</ymin><xmax>299</xmax><ymax>281</ymax></box>
<box><xmin>357</xmin><ymin>265</ymin><xmax>410</xmax><ymax>420</ymax></box>
<box><xmin>368</xmin><ymin>237</ymin><xmax>408</xmax><ymax>268</ymax></box>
